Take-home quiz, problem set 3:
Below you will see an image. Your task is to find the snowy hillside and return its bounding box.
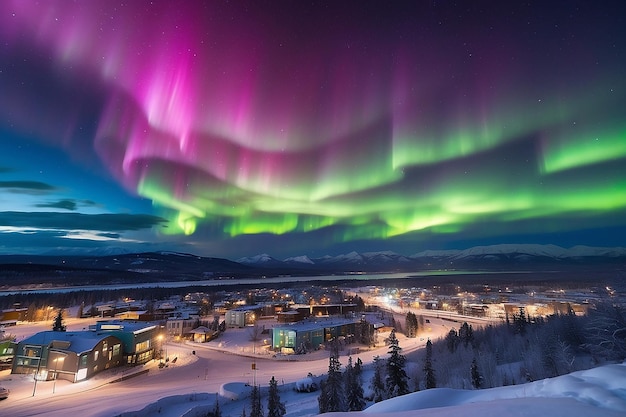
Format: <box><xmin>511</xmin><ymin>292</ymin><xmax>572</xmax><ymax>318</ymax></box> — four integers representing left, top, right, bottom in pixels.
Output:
<box><xmin>334</xmin><ymin>362</ymin><xmax>626</xmax><ymax>417</ymax></box>
<box><xmin>113</xmin><ymin>362</ymin><xmax>626</xmax><ymax>417</ymax></box>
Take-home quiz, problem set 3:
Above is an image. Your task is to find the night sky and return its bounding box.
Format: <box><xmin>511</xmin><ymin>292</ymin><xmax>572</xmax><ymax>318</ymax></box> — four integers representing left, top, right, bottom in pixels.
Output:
<box><xmin>0</xmin><ymin>1</ymin><xmax>624</xmax><ymax>259</ymax></box>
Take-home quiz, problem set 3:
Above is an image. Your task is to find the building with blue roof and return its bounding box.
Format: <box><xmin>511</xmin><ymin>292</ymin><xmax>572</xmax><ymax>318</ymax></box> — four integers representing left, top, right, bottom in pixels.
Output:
<box><xmin>11</xmin><ymin>320</ymin><xmax>161</xmax><ymax>382</ymax></box>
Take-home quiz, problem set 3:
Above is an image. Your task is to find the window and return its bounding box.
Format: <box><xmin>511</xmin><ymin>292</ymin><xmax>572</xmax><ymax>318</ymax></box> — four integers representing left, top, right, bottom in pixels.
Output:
<box><xmin>94</xmin><ymin>350</ymin><xmax>99</xmax><ymax>361</ymax></box>
<box><xmin>135</xmin><ymin>340</ymin><xmax>150</xmax><ymax>352</ymax></box>
<box><xmin>113</xmin><ymin>344</ymin><xmax>121</xmax><ymax>356</ymax></box>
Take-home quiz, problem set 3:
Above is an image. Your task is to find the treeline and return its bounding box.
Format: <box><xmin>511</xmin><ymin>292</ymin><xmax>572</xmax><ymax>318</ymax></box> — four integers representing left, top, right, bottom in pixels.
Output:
<box><xmin>315</xmin><ymin>302</ymin><xmax>626</xmax><ymax>414</ymax></box>
<box><xmin>406</xmin><ymin>303</ymin><xmax>626</xmax><ymax>389</ymax></box>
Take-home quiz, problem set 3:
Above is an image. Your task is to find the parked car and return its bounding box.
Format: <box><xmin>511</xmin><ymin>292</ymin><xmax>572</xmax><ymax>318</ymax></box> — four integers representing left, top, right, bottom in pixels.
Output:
<box><xmin>0</xmin><ymin>386</ymin><xmax>9</xmax><ymax>400</ymax></box>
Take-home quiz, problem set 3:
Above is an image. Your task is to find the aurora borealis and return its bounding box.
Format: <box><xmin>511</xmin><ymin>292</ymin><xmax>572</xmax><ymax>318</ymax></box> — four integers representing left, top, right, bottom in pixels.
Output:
<box><xmin>0</xmin><ymin>1</ymin><xmax>625</xmax><ymax>258</ymax></box>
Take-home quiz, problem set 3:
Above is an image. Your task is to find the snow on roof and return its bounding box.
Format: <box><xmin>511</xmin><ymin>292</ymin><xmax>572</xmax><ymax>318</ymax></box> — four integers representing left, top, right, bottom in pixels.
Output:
<box><xmin>20</xmin><ymin>331</ymin><xmax>117</xmax><ymax>355</ymax></box>
<box><xmin>189</xmin><ymin>326</ymin><xmax>213</xmax><ymax>334</ymax></box>
<box><xmin>95</xmin><ymin>320</ymin><xmax>157</xmax><ymax>334</ymax></box>
<box><xmin>272</xmin><ymin>317</ymin><xmax>360</xmax><ymax>332</ymax></box>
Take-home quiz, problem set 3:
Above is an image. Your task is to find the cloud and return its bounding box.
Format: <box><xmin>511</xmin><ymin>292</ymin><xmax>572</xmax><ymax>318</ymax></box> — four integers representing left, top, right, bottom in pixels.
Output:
<box><xmin>0</xmin><ymin>211</ymin><xmax>166</xmax><ymax>231</ymax></box>
<box><xmin>35</xmin><ymin>199</ymin><xmax>78</xmax><ymax>211</ymax></box>
<box><xmin>0</xmin><ymin>180</ymin><xmax>58</xmax><ymax>194</ymax></box>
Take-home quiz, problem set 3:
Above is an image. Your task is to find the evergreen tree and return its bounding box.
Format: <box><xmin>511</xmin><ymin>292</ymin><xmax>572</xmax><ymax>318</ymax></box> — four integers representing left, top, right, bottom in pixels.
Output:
<box><xmin>345</xmin><ymin>357</ymin><xmax>366</xmax><ymax>411</ymax></box>
<box><xmin>267</xmin><ymin>376</ymin><xmax>286</xmax><ymax>417</ymax></box>
<box><xmin>423</xmin><ymin>339</ymin><xmax>436</xmax><ymax>389</ymax></box>
<box><xmin>470</xmin><ymin>358</ymin><xmax>482</xmax><ymax>389</ymax></box>
<box><xmin>405</xmin><ymin>312</ymin><xmax>418</xmax><ymax>338</ymax></box>
<box><xmin>370</xmin><ymin>355</ymin><xmax>386</xmax><ymax>403</ymax></box>
<box><xmin>459</xmin><ymin>322</ymin><xmax>473</xmax><ymax>347</ymax></box>
<box><xmin>213</xmin><ymin>393</ymin><xmax>222</xmax><ymax>417</ymax></box>
<box><xmin>318</xmin><ymin>350</ymin><xmax>345</xmax><ymax>413</ymax></box>
<box><xmin>385</xmin><ymin>329</ymin><xmax>410</xmax><ymax>398</ymax></box>
<box><xmin>513</xmin><ymin>306</ymin><xmax>528</xmax><ymax>335</ymax></box>
<box><xmin>358</xmin><ymin>318</ymin><xmax>375</xmax><ymax>346</ymax></box>
<box><xmin>445</xmin><ymin>329</ymin><xmax>460</xmax><ymax>353</ymax></box>
<box><xmin>354</xmin><ymin>357</ymin><xmax>363</xmax><ymax>378</ymax></box>
<box><xmin>250</xmin><ymin>384</ymin><xmax>263</xmax><ymax>417</ymax></box>
<box><xmin>52</xmin><ymin>309</ymin><xmax>66</xmax><ymax>332</ymax></box>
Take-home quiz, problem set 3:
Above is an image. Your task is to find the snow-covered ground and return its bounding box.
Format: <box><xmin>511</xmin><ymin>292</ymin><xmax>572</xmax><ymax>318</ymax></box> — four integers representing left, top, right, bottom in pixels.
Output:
<box><xmin>1</xmin><ymin>316</ymin><xmax>625</xmax><ymax>417</ymax></box>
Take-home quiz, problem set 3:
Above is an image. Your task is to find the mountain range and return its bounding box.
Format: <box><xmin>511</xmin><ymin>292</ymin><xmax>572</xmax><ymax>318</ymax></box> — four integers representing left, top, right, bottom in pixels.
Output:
<box><xmin>0</xmin><ymin>244</ymin><xmax>624</xmax><ymax>287</ymax></box>
<box><xmin>237</xmin><ymin>244</ymin><xmax>626</xmax><ymax>271</ymax></box>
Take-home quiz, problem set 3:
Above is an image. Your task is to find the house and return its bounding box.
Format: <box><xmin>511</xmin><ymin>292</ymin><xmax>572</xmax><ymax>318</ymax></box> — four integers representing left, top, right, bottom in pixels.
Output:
<box><xmin>225</xmin><ymin>305</ymin><xmax>262</xmax><ymax>328</ymax></box>
<box><xmin>165</xmin><ymin>318</ymin><xmax>200</xmax><ymax>340</ymax></box>
<box><xmin>189</xmin><ymin>326</ymin><xmax>216</xmax><ymax>343</ymax></box>
<box><xmin>12</xmin><ymin>331</ymin><xmax>124</xmax><ymax>382</ymax></box>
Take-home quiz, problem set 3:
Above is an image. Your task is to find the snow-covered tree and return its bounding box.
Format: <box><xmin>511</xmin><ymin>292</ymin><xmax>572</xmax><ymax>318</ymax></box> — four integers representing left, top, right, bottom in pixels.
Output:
<box><xmin>266</xmin><ymin>376</ymin><xmax>285</xmax><ymax>417</ymax></box>
<box><xmin>213</xmin><ymin>393</ymin><xmax>222</xmax><ymax>417</ymax></box>
<box><xmin>249</xmin><ymin>384</ymin><xmax>263</xmax><ymax>417</ymax></box>
<box><xmin>385</xmin><ymin>329</ymin><xmax>410</xmax><ymax>398</ymax></box>
<box><xmin>318</xmin><ymin>351</ymin><xmax>345</xmax><ymax>413</ymax></box>
<box><xmin>345</xmin><ymin>356</ymin><xmax>366</xmax><ymax>411</ymax></box>
<box><xmin>370</xmin><ymin>355</ymin><xmax>386</xmax><ymax>403</ymax></box>
<box><xmin>445</xmin><ymin>328</ymin><xmax>460</xmax><ymax>353</ymax></box>
<box><xmin>423</xmin><ymin>339</ymin><xmax>436</xmax><ymax>389</ymax></box>
<box><xmin>470</xmin><ymin>358</ymin><xmax>482</xmax><ymax>389</ymax></box>
<box><xmin>405</xmin><ymin>311</ymin><xmax>418</xmax><ymax>338</ymax></box>
<box><xmin>459</xmin><ymin>322</ymin><xmax>473</xmax><ymax>347</ymax></box>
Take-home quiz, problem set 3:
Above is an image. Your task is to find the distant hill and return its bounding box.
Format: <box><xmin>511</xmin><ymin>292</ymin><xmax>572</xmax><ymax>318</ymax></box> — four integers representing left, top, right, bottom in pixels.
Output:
<box><xmin>1</xmin><ymin>244</ymin><xmax>624</xmax><ymax>288</ymax></box>
<box><xmin>0</xmin><ymin>251</ymin><xmax>255</xmax><ymax>287</ymax></box>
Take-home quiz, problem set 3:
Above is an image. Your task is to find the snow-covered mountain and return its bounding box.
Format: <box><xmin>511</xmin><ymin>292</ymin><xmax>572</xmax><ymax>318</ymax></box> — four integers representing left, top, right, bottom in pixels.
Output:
<box><xmin>239</xmin><ymin>244</ymin><xmax>626</xmax><ymax>271</ymax></box>
<box><xmin>236</xmin><ymin>253</ymin><xmax>283</xmax><ymax>266</ymax></box>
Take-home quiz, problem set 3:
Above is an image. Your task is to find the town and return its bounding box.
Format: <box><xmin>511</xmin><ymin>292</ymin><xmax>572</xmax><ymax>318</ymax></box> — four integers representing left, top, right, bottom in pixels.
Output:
<box><xmin>0</xmin><ymin>276</ymin><xmax>613</xmax><ymax>380</ymax></box>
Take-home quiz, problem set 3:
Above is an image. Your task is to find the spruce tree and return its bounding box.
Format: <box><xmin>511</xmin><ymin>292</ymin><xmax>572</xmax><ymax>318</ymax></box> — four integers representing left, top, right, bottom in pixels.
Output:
<box><xmin>423</xmin><ymin>339</ymin><xmax>436</xmax><ymax>389</ymax></box>
<box><xmin>370</xmin><ymin>355</ymin><xmax>386</xmax><ymax>403</ymax></box>
<box><xmin>213</xmin><ymin>393</ymin><xmax>222</xmax><ymax>417</ymax></box>
<box><xmin>470</xmin><ymin>358</ymin><xmax>482</xmax><ymax>389</ymax></box>
<box><xmin>345</xmin><ymin>357</ymin><xmax>366</xmax><ymax>411</ymax></box>
<box><xmin>250</xmin><ymin>384</ymin><xmax>263</xmax><ymax>417</ymax></box>
<box><xmin>385</xmin><ymin>329</ymin><xmax>410</xmax><ymax>398</ymax></box>
<box><xmin>459</xmin><ymin>322</ymin><xmax>473</xmax><ymax>347</ymax></box>
<box><xmin>445</xmin><ymin>329</ymin><xmax>459</xmax><ymax>353</ymax></box>
<box><xmin>405</xmin><ymin>312</ymin><xmax>418</xmax><ymax>338</ymax></box>
<box><xmin>267</xmin><ymin>376</ymin><xmax>286</xmax><ymax>417</ymax></box>
<box><xmin>318</xmin><ymin>350</ymin><xmax>345</xmax><ymax>413</ymax></box>
<box><xmin>52</xmin><ymin>309</ymin><xmax>66</xmax><ymax>332</ymax></box>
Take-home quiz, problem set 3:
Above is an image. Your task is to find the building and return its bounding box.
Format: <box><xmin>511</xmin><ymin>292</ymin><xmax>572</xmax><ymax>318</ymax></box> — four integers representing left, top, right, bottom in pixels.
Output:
<box><xmin>189</xmin><ymin>326</ymin><xmax>216</xmax><ymax>343</ymax></box>
<box><xmin>91</xmin><ymin>320</ymin><xmax>160</xmax><ymax>365</ymax></box>
<box><xmin>0</xmin><ymin>308</ymin><xmax>27</xmax><ymax>326</ymax></box>
<box><xmin>11</xmin><ymin>320</ymin><xmax>161</xmax><ymax>382</ymax></box>
<box><xmin>0</xmin><ymin>339</ymin><xmax>16</xmax><ymax>367</ymax></box>
<box><xmin>225</xmin><ymin>305</ymin><xmax>262</xmax><ymax>328</ymax></box>
<box><xmin>272</xmin><ymin>318</ymin><xmax>362</xmax><ymax>352</ymax></box>
<box><xmin>12</xmin><ymin>331</ymin><xmax>124</xmax><ymax>382</ymax></box>
<box><xmin>165</xmin><ymin>318</ymin><xmax>200</xmax><ymax>340</ymax></box>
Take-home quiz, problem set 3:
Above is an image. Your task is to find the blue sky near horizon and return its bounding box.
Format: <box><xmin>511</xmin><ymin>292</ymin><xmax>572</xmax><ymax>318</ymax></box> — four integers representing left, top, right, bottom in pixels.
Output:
<box><xmin>0</xmin><ymin>1</ymin><xmax>625</xmax><ymax>259</ymax></box>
